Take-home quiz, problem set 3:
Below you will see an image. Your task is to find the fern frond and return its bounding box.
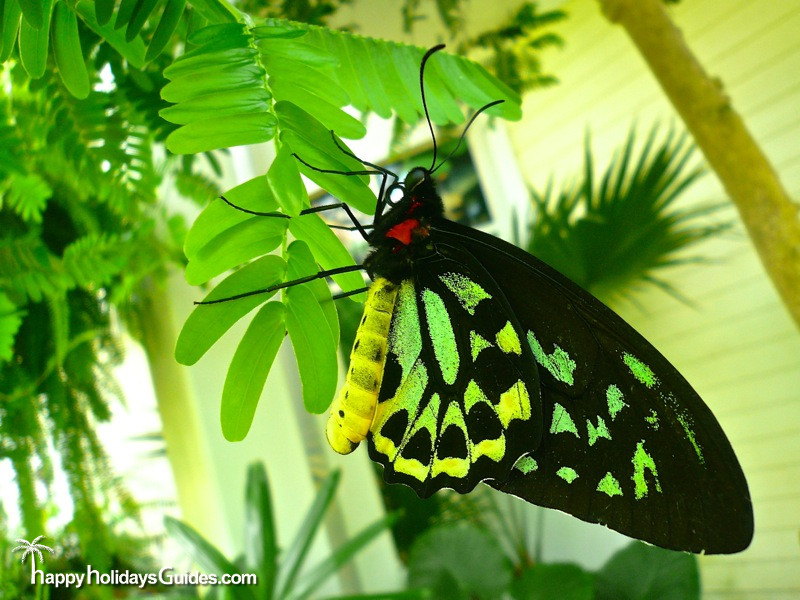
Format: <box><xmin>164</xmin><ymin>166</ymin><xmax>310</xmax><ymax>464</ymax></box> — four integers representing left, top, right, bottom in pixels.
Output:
<box><xmin>62</xmin><ymin>233</ymin><xmax>128</xmax><ymax>288</ymax></box>
<box><xmin>0</xmin><ymin>237</ymin><xmax>70</xmax><ymax>303</ymax></box>
<box><xmin>1</xmin><ymin>173</ymin><xmax>52</xmax><ymax>223</ymax></box>
<box><xmin>174</xmin><ymin>168</ymin><xmax>222</xmax><ymax>205</ymax></box>
<box><xmin>0</xmin><ymin>292</ymin><xmax>24</xmax><ymax>364</ymax></box>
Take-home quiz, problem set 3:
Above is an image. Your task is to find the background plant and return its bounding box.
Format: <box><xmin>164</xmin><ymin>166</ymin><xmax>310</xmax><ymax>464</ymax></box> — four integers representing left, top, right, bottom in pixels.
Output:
<box><xmin>166</xmin><ymin>462</ymin><xmax>426</xmax><ymax>600</ymax></box>
<box><xmin>525</xmin><ymin>125</ymin><xmax>729</xmax><ymax>306</ymax></box>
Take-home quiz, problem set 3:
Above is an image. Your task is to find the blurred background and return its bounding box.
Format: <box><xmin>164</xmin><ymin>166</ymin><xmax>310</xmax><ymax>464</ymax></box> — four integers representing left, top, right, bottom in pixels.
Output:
<box><xmin>1</xmin><ymin>0</ymin><xmax>799</xmax><ymax>598</ymax></box>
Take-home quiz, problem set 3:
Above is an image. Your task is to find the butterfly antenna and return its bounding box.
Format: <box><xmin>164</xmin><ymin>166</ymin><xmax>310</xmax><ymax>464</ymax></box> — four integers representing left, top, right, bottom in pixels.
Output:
<box><xmin>420</xmin><ymin>44</ymin><xmax>446</xmax><ymax>172</ymax></box>
<box><xmin>431</xmin><ymin>99</ymin><xmax>505</xmax><ymax>174</ymax></box>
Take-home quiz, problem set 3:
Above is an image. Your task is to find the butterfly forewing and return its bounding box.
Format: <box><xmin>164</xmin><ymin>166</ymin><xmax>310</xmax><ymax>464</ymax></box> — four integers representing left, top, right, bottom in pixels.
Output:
<box><xmin>431</xmin><ymin>219</ymin><xmax>753</xmax><ymax>553</ymax></box>
<box><xmin>367</xmin><ymin>246</ymin><xmax>543</xmax><ymax>497</ymax></box>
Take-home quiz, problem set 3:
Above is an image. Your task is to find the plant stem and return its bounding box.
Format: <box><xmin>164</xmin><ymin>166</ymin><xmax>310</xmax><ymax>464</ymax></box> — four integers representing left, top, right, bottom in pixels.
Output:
<box><xmin>597</xmin><ymin>0</ymin><xmax>800</xmax><ymax>330</ymax></box>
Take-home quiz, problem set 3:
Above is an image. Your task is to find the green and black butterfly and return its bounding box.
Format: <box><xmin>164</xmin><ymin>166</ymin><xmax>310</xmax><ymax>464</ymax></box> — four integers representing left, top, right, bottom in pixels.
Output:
<box><xmin>211</xmin><ymin>45</ymin><xmax>753</xmax><ymax>554</ymax></box>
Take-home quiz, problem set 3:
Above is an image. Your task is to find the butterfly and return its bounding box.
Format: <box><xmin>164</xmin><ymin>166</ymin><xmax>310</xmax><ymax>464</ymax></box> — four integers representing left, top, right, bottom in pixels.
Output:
<box><xmin>204</xmin><ymin>44</ymin><xmax>753</xmax><ymax>554</ymax></box>
<box><xmin>321</xmin><ymin>45</ymin><xmax>753</xmax><ymax>555</ymax></box>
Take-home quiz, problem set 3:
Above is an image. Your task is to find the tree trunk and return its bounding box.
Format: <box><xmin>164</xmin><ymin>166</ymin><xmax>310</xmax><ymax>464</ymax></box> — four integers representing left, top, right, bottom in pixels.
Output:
<box><xmin>597</xmin><ymin>0</ymin><xmax>800</xmax><ymax>330</ymax></box>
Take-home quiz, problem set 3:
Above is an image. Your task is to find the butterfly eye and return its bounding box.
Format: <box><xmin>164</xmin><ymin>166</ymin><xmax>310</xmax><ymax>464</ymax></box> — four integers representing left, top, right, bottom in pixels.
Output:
<box><xmin>385</xmin><ymin>183</ymin><xmax>406</xmax><ymax>207</ymax></box>
<box><xmin>404</xmin><ymin>167</ymin><xmax>429</xmax><ymax>191</ymax></box>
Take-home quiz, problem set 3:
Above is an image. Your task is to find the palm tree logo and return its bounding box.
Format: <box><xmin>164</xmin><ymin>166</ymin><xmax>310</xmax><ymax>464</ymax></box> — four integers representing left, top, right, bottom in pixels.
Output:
<box><xmin>13</xmin><ymin>536</ymin><xmax>55</xmax><ymax>579</ymax></box>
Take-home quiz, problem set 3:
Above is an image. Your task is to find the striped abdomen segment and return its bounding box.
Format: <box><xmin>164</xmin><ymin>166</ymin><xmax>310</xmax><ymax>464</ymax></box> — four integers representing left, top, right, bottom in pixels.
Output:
<box><xmin>326</xmin><ymin>278</ymin><xmax>399</xmax><ymax>454</ymax></box>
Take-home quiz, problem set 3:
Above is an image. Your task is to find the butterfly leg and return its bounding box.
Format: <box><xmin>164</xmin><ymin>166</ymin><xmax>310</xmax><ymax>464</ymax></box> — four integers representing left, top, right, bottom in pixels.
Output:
<box><xmin>194</xmin><ymin>264</ymin><xmax>366</xmax><ymax>305</ymax></box>
<box><xmin>332</xmin><ymin>287</ymin><xmax>369</xmax><ymax>301</ymax></box>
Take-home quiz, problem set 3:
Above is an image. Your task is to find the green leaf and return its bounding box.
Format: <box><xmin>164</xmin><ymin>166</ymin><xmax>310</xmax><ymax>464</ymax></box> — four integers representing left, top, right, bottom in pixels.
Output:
<box><xmin>254</xmin><ymin>36</ymin><xmax>337</xmax><ymax>66</ymax></box>
<box><xmin>52</xmin><ymin>2</ymin><xmax>90</xmax><ymax>99</ymax></box>
<box><xmin>270</xmin><ymin>78</ymin><xmax>366</xmax><ymax>140</ymax></box>
<box><xmin>113</xmin><ymin>0</ymin><xmax>137</xmax><ymax>30</ymax></box>
<box><xmin>407</xmin><ymin>524</ymin><xmax>513</xmax><ymax>600</ymax></box>
<box><xmin>126</xmin><ymin>0</ymin><xmax>159</xmax><ymax>42</ymax></box>
<box><xmin>510</xmin><ymin>563</ymin><xmax>594</xmax><ymax>600</ymax></box>
<box><xmin>275</xmin><ymin>101</ymin><xmax>375</xmax><ymax>214</ymax></box>
<box><xmin>1</xmin><ymin>0</ymin><xmax>22</xmax><ymax>62</ymax></box>
<box><xmin>288</xmin><ymin>213</ymin><xmax>365</xmax><ymax>296</ymax></box>
<box><xmin>2</xmin><ymin>173</ymin><xmax>52</xmax><ymax>222</ymax></box>
<box><xmin>267</xmin><ymin>144</ymin><xmax>308</xmax><ymax>217</ymax></box>
<box><xmin>261</xmin><ymin>54</ymin><xmax>349</xmax><ymax>108</ymax></box>
<box><xmin>164</xmin><ymin>517</ymin><xmax>256</xmax><ymax>600</ymax></box>
<box><xmin>276</xmin><ymin>470</ymin><xmax>340</xmax><ymax>599</ymax></box>
<box><xmin>221</xmin><ymin>301</ymin><xmax>286</xmax><ymax>441</ymax></box>
<box><xmin>160</xmin><ymin>88</ymin><xmax>271</xmax><ymax>125</ymax></box>
<box><xmin>286</xmin><ymin>240</ymin><xmax>338</xmax><ymax>350</ymax></box>
<box><xmin>162</xmin><ymin>66</ymin><xmax>266</xmax><ymax>102</ymax></box>
<box><xmin>175</xmin><ymin>255</ymin><xmax>286</xmax><ymax>365</ymax></box>
<box><xmin>187</xmin><ymin>0</ymin><xmax>240</xmax><ymax>24</ymax></box>
<box><xmin>184</xmin><ymin>215</ymin><xmax>286</xmax><ymax>285</ymax></box>
<box><xmin>75</xmin><ymin>1</ymin><xmax>146</xmax><ymax>68</ymax></box>
<box><xmin>145</xmin><ymin>0</ymin><xmax>187</xmax><ymax>61</ymax></box>
<box><xmin>292</xmin><ymin>513</ymin><xmax>398</xmax><ymax>600</ymax></box>
<box><xmin>285</xmin><ymin>283</ymin><xmax>338</xmax><ymax>414</ymax></box>
<box><xmin>184</xmin><ymin>184</ymin><xmax>279</xmax><ymax>258</ymax></box>
<box><xmin>17</xmin><ymin>0</ymin><xmax>41</xmax><ymax>29</ymax></box>
<box><xmin>94</xmin><ymin>0</ymin><xmax>114</xmax><ymax>25</ymax></box>
<box><xmin>0</xmin><ymin>292</ymin><xmax>23</xmax><ymax>364</ymax></box>
<box><xmin>18</xmin><ymin>0</ymin><xmax>53</xmax><ymax>79</ymax></box>
<box><xmin>324</xmin><ymin>592</ymin><xmax>431</xmax><ymax>600</ymax></box>
<box><xmin>166</xmin><ymin>111</ymin><xmax>278</xmax><ymax>154</ymax></box>
<box><xmin>244</xmin><ymin>462</ymin><xmax>278</xmax><ymax>595</ymax></box>
<box><xmin>595</xmin><ymin>542</ymin><xmax>699</xmax><ymax>600</ymax></box>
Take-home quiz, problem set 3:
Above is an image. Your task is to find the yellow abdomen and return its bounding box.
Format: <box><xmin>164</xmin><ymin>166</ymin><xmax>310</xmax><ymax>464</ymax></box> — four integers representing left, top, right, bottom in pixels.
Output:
<box><xmin>326</xmin><ymin>278</ymin><xmax>399</xmax><ymax>454</ymax></box>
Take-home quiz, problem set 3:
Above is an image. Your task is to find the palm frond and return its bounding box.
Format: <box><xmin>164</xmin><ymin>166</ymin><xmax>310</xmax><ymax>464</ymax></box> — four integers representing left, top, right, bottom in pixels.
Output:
<box><xmin>527</xmin><ymin>124</ymin><xmax>730</xmax><ymax>306</ymax></box>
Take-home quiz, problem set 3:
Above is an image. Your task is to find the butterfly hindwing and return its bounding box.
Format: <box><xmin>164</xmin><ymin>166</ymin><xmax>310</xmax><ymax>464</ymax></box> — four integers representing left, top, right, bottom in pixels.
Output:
<box><xmin>432</xmin><ymin>218</ymin><xmax>753</xmax><ymax>554</ymax></box>
<box><xmin>367</xmin><ymin>245</ymin><xmax>544</xmax><ymax>497</ymax></box>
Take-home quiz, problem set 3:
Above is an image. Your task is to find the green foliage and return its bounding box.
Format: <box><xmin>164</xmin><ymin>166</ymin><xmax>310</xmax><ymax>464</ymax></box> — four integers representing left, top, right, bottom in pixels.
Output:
<box><xmin>459</xmin><ymin>2</ymin><xmax>566</xmax><ymax>95</ymax></box>
<box><xmin>0</xmin><ymin>0</ymin><xmax>208</xmax><ymax>574</ymax></box>
<box><xmin>594</xmin><ymin>542</ymin><xmax>699</xmax><ymax>600</ymax></box>
<box><xmin>173</xmin><ymin>22</ymin><xmax>522</xmax><ymax>435</ymax></box>
<box><xmin>402</xmin><ymin>1</ymin><xmax>566</xmax><ymax>96</ymax></box>
<box><xmin>407</xmin><ymin>523</ymin><xmax>512</xmax><ymax>600</ymax></box>
<box><xmin>406</xmin><ymin>520</ymin><xmax>699</xmax><ymax>600</ymax></box>
<box><xmin>526</xmin><ymin>125</ymin><xmax>729</xmax><ymax>306</ymax></box>
<box><xmin>166</xmin><ymin>462</ymin><xmax>409</xmax><ymax>600</ymax></box>
<box><xmin>511</xmin><ymin>563</ymin><xmax>594</xmax><ymax>600</ymax></box>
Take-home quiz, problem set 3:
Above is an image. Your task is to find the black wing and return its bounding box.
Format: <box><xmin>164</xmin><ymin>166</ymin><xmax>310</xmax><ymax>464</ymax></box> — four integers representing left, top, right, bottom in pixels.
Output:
<box><xmin>432</xmin><ymin>218</ymin><xmax>753</xmax><ymax>554</ymax></box>
<box><xmin>367</xmin><ymin>244</ymin><xmax>543</xmax><ymax>497</ymax></box>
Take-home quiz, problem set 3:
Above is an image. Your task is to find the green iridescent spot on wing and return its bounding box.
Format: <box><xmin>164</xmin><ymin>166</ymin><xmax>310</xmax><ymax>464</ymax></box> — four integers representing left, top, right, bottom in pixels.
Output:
<box><xmin>422</xmin><ymin>288</ymin><xmax>459</xmax><ymax>385</ymax></box>
<box><xmin>514</xmin><ymin>456</ymin><xmax>538</xmax><ymax>474</ymax></box>
<box><xmin>527</xmin><ymin>331</ymin><xmax>576</xmax><ymax>384</ymax></box>
<box><xmin>632</xmin><ymin>440</ymin><xmax>662</xmax><ymax>500</ymax></box>
<box><xmin>623</xmin><ymin>352</ymin><xmax>658</xmax><ymax>388</ymax></box>
<box><xmin>470</xmin><ymin>330</ymin><xmax>493</xmax><ymax>362</ymax></box>
<box><xmin>463</xmin><ymin>378</ymin><xmax>489</xmax><ymax>412</ymax></box>
<box><xmin>597</xmin><ymin>472</ymin><xmax>623</xmax><ymax>497</ymax></box>
<box><xmin>550</xmin><ymin>403</ymin><xmax>579</xmax><ymax>437</ymax></box>
<box><xmin>496</xmin><ymin>321</ymin><xmax>522</xmax><ymax>355</ymax></box>
<box><xmin>557</xmin><ymin>466</ymin><xmax>578</xmax><ymax>483</ymax></box>
<box><xmin>388</xmin><ymin>280</ymin><xmax>422</xmax><ymax>379</ymax></box>
<box><xmin>645</xmin><ymin>409</ymin><xmax>659</xmax><ymax>430</ymax></box>
<box><xmin>586</xmin><ymin>416</ymin><xmax>611</xmax><ymax>446</ymax></box>
<box><xmin>606</xmin><ymin>385</ymin><xmax>627</xmax><ymax>420</ymax></box>
<box><xmin>439</xmin><ymin>272</ymin><xmax>491</xmax><ymax>315</ymax></box>
<box><xmin>668</xmin><ymin>394</ymin><xmax>705</xmax><ymax>464</ymax></box>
